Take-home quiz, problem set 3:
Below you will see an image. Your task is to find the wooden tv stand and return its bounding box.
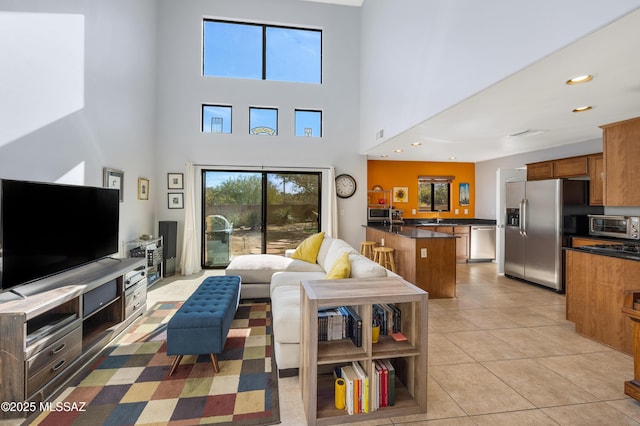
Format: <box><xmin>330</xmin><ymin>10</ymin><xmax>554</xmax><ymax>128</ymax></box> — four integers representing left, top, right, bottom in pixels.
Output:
<box><xmin>0</xmin><ymin>258</ymin><xmax>146</xmax><ymax>419</ymax></box>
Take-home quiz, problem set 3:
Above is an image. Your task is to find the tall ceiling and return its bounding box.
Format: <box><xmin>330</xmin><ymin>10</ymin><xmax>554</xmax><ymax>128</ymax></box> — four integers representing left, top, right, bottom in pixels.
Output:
<box><xmin>365</xmin><ymin>7</ymin><xmax>640</xmax><ymax>163</ymax></box>
<box><xmin>302</xmin><ymin>0</ymin><xmax>640</xmax><ymax>163</ymax></box>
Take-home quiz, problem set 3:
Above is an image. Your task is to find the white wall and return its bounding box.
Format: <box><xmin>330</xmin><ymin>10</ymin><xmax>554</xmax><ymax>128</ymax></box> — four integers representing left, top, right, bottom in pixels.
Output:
<box><xmin>359</xmin><ymin>0</ymin><xmax>640</xmax><ymax>153</ymax></box>
<box><xmin>154</xmin><ymin>0</ymin><xmax>364</xmax><ymax>256</ymax></box>
<box><xmin>0</xmin><ymin>0</ymin><xmax>157</xmax><ymax>255</ymax></box>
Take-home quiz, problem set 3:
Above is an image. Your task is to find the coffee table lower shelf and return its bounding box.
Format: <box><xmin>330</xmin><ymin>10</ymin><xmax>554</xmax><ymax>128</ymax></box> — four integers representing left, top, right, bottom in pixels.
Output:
<box><xmin>314</xmin><ymin>373</ymin><xmax>423</xmax><ymax>425</ymax></box>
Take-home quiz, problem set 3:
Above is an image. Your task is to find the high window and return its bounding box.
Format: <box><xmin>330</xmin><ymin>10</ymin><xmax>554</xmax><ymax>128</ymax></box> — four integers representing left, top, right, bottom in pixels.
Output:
<box><xmin>249</xmin><ymin>107</ymin><xmax>278</xmax><ymax>135</ymax></box>
<box><xmin>203</xmin><ymin>20</ymin><xmax>322</xmax><ymax>84</ymax></box>
<box><xmin>202</xmin><ymin>105</ymin><xmax>232</xmax><ymax>133</ymax></box>
<box><xmin>295</xmin><ymin>109</ymin><xmax>322</xmax><ymax>137</ymax></box>
<box><xmin>418</xmin><ymin>176</ymin><xmax>452</xmax><ymax>212</ymax></box>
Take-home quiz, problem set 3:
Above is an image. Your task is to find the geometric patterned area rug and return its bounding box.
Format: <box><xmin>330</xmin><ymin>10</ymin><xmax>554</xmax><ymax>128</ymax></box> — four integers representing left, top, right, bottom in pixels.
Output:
<box><xmin>32</xmin><ymin>300</ymin><xmax>280</xmax><ymax>426</ymax></box>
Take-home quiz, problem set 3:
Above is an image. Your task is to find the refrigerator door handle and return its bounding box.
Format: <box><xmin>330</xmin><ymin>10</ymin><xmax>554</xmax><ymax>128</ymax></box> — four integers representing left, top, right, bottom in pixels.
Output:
<box><xmin>521</xmin><ymin>198</ymin><xmax>528</xmax><ymax>237</ymax></box>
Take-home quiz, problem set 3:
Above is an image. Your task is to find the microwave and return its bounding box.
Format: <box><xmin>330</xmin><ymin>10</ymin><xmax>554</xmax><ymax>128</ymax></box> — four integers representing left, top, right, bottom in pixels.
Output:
<box><xmin>588</xmin><ymin>215</ymin><xmax>640</xmax><ymax>240</ymax></box>
<box><xmin>368</xmin><ymin>208</ymin><xmax>403</xmax><ymax>222</ymax></box>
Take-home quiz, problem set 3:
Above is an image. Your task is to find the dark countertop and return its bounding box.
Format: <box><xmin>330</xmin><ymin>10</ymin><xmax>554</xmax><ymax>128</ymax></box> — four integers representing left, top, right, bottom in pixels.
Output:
<box><xmin>402</xmin><ymin>218</ymin><xmax>497</xmax><ymax>227</ymax></box>
<box><xmin>564</xmin><ymin>246</ymin><xmax>640</xmax><ymax>262</ymax></box>
<box><xmin>364</xmin><ymin>224</ymin><xmax>457</xmax><ymax>239</ymax></box>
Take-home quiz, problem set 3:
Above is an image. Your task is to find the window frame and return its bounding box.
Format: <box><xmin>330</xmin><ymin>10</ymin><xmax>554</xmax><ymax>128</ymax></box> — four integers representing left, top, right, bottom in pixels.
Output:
<box><xmin>294</xmin><ymin>109</ymin><xmax>323</xmax><ymax>137</ymax></box>
<box><xmin>202</xmin><ymin>19</ymin><xmax>323</xmax><ymax>83</ymax></box>
<box><xmin>249</xmin><ymin>107</ymin><xmax>278</xmax><ymax>136</ymax></box>
<box><xmin>201</xmin><ymin>104</ymin><xmax>232</xmax><ymax>134</ymax></box>
<box><xmin>418</xmin><ymin>176</ymin><xmax>453</xmax><ymax>212</ymax></box>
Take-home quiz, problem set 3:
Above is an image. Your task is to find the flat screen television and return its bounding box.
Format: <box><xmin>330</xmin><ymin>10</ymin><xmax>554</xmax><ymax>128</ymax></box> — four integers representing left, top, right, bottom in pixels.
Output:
<box><xmin>0</xmin><ymin>179</ymin><xmax>120</xmax><ymax>294</ymax></box>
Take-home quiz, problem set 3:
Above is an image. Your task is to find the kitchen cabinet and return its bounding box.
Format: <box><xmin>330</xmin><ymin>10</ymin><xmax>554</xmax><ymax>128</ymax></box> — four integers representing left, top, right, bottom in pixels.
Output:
<box><xmin>526</xmin><ymin>153</ymin><xmax>603</xmax><ymax>205</ymax></box>
<box><xmin>565</xmin><ymin>249</ymin><xmax>637</xmax><ymax>354</ymax></box>
<box><xmin>553</xmin><ymin>156</ymin><xmax>589</xmax><ymax>177</ymax></box>
<box><xmin>419</xmin><ymin>226</ymin><xmax>470</xmax><ymax>263</ymax></box>
<box><xmin>601</xmin><ymin>116</ymin><xmax>640</xmax><ymax>206</ymax></box>
<box><xmin>588</xmin><ymin>153</ymin><xmax>604</xmax><ymax>206</ymax></box>
<box><xmin>527</xmin><ymin>155</ymin><xmax>589</xmax><ymax>181</ymax></box>
<box><xmin>526</xmin><ymin>161</ymin><xmax>554</xmax><ymax>180</ymax></box>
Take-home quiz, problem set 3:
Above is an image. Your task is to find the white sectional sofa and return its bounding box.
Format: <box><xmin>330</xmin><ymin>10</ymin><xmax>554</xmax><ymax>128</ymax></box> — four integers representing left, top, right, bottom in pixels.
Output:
<box><xmin>225</xmin><ymin>234</ymin><xmax>399</xmax><ymax>372</ymax></box>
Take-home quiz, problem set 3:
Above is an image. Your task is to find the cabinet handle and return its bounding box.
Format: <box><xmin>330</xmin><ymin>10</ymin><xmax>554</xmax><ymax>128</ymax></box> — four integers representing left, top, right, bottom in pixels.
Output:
<box><xmin>51</xmin><ymin>343</ymin><xmax>66</xmax><ymax>355</ymax></box>
<box><xmin>134</xmin><ymin>302</ymin><xmax>141</xmax><ymax>309</ymax></box>
<box><xmin>134</xmin><ymin>291</ymin><xmax>140</xmax><ymax>298</ymax></box>
<box><xmin>51</xmin><ymin>359</ymin><xmax>66</xmax><ymax>372</ymax></box>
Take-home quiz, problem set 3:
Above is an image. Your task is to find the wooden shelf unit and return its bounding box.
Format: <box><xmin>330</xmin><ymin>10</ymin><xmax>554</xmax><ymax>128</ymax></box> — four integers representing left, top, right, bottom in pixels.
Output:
<box><xmin>300</xmin><ymin>277</ymin><xmax>428</xmax><ymax>425</ymax></box>
<box><xmin>0</xmin><ymin>258</ymin><xmax>145</xmax><ymax>419</ymax></box>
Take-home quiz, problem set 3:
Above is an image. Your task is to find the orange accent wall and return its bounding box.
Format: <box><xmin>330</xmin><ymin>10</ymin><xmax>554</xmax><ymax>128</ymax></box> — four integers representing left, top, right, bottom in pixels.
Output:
<box><xmin>367</xmin><ymin>160</ymin><xmax>475</xmax><ymax>219</ymax></box>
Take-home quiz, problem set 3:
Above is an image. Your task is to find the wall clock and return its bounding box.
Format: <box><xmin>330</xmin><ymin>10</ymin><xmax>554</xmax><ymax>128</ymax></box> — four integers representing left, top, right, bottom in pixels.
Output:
<box><xmin>335</xmin><ymin>174</ymin><xmax>357</xmax><ymax>198</ymax></box>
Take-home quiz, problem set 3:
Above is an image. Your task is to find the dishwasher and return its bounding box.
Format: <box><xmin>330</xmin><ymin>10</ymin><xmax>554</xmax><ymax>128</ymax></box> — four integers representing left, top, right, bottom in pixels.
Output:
<box><xmin>470</xmin><ymin>225</ymin><xmax>496</xmax><ymax>261</ymax></box>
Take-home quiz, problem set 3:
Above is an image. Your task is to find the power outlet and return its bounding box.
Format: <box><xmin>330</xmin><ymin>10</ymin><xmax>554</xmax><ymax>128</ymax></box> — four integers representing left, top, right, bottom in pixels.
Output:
<box><xmin>421</xmin><ymin>248</ymin><xmax>427</xmax><ymax>258</ymax></box>
<box><xmin>381</xmin><ymin>238</ymin><xmax>385</xmax><ymax>247</ymax></box>
<box><xmin>455</xmin><ymin>208</ymin><xmax>459</xmax><ymax>215</ymax></box>
<box><xmin>412</xmin><ymin>209</ymin><xmax>416</xmax><ymax>215</ymax></box>
<box><xmin>464</xmin><ymin>208</ymin><xmax>469</xmax><ymax>215</ymax></box>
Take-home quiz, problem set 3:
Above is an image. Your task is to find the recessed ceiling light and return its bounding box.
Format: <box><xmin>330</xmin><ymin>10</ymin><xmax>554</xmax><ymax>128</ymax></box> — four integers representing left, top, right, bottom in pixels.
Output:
<box><xmin>572</xmin><ymin>106</ymin><xmax>593</xmax><ymax>112</ymax></box>
<box><xmin>394</xmin><ymin>149</ymin><xmax>403</xmax><ymax>153</ymax></box>
<box><xmin>380</xmin><ymin>154</ymin><xmax>388</xmax><ymax>158</ymax></box>
<box><xmin>448</xmin><ymin>156</ymin><xmax>456</xmax><ymax>160</ymax></box>
<box><xmin>566</xmin><ymin>75</ymin><xmax>593</xmax><ymax>85</ymax></box>
<box><xmin>411</xmin><ymin>142</ymin><xmax>422</xmax><ymax>147</ymax></box>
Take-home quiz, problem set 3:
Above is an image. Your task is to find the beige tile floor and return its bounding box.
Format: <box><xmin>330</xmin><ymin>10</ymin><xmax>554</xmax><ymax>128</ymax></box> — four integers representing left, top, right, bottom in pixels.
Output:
<box><xmin>145</xmin><ymin>262</ymin><xmax>640</xmax><ymax>425</ymax></box>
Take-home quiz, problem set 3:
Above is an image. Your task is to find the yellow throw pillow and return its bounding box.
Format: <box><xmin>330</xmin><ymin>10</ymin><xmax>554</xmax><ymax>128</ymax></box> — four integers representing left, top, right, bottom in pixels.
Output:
<box><xmin>291</xmin><ymin>232</ymin><xmax>325</xmax><ymax>263</ymax></box>
<box><xmin>325</xmin><ymin>252</ymin><xmax>351</xmax><ymax>279</ymax></box>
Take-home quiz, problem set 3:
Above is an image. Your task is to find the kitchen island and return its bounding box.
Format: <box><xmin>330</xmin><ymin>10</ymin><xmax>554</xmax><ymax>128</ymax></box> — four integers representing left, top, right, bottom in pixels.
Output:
<box><xmin>365</xmin><ymin>225</ymin><xmax>457</xmax><ymax>298</ymax></box>
<box><xmin>565</xmin><ymin>246</ymin><xmax>640</xmax><ymax>354</ymax></box>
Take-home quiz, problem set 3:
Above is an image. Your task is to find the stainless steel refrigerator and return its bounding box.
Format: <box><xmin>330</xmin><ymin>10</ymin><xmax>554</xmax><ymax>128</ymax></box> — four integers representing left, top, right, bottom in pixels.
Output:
<box><xmin>504</xmin><ymin>179</ymin><xmax>601</xmax><ymax>292</ymax></box>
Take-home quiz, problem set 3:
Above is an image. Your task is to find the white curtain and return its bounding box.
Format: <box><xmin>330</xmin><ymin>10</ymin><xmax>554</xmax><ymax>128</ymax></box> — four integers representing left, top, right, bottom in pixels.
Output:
<box><xmin>179</xmin><ymin>162</ymin><xmax>201</xmax><ymax>276</ymax></box>
<box><xmin>327</xmin><ymin>166</ymin><xmax>339</xmax><ymax>238</ymax></box>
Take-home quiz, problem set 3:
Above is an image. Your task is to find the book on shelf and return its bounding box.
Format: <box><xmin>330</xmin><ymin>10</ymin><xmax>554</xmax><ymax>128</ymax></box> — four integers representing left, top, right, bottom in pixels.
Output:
<box><xmin>373</xmin><ymin>303</ymin><xmax>401</xmax><ymax>336</ymax></box>
<box><xmin>381</xmin><ymin>359</ymin><xmax>396</xmax><ymax>406</ymax></box>
<box><xmin>352</xmin><ymin>361</ymin><xmax>369</xmax><ymax>413</ymax></box>
<box><xmin>375</xmin><ymin>359</ymin><xmax>388</xmax><ymax>407</ymax></box>
<box><xmin>318</xmin><ymin>305</ymin><xmax>362</xmax><ymax>346</ymax></box>
<box><xmin>335</xmin><ymin>358</ymin><xmax>398</xmax><ymax>415</ymax></box>
<box><xmin>340</xmin><ymin>365</ymin><xmax>357</xmax><ymax>415</ymax></box>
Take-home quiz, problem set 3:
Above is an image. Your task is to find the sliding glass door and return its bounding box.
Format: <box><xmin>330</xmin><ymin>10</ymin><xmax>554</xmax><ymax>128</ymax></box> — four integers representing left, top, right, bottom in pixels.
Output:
<box><xmin>202</xmin><ymin>170</ymin><xmax>321</xmax><ymax>267</ymax></box>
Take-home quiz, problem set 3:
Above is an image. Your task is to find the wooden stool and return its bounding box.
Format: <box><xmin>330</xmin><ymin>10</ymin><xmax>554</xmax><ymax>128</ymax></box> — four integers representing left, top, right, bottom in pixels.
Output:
<box><xmin>374</xmin><ymin>247</ymin><xmax>396</xmax><ymax>272</ymax></box>
<box><xmin>360</xmin><ymin>241</ymin><xmax>376</xmax><ymax>260</ymax></box>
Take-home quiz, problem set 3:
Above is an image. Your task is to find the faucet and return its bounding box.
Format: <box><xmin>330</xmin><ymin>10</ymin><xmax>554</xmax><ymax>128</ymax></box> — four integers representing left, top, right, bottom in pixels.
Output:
<box><xmin>436</xmin><ymin>211</ymin><xmax>442</xmax><ymax>224</ymax></box>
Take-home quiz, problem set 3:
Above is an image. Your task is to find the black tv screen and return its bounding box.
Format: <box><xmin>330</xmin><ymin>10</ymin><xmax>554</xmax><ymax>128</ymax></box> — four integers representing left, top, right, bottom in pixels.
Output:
<box><xmin>0</xmin><ymin>179</ymin><xmax>120</xmax><ymax>293</ymax></box>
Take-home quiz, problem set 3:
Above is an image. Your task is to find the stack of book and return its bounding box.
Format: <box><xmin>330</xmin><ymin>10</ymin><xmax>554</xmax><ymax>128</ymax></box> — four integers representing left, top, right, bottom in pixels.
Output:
<box><xmin>335</xmin><ymin>359</ymin><xmax>396</xmax><ymax>415</ymax></box>
<box><xmin>372</xmin><ymin>304</ymin><xmax>401</xmax><ymax>336</ymax></box>
<box><xmin>318</xmin><ymin>306</ymin><xmax>362</xmax><ymax>347</ymax></box>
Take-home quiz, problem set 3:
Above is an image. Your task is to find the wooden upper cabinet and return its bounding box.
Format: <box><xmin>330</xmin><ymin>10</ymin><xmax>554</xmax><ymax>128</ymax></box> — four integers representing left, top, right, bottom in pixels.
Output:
<box><xmin>554</xmin><ymin>156</ymin><xmax>589</xmax><ymax>177</ymax></box>
<box><xmin>526</xmin><ymin>161</ymin><xmax>554</xmax><ymax>180</ymax></box>
<box><xmin>527</xmin><ymin>155</ymin><xmax>591</xmax><ymax>181</ymax></box>
<box><xmin>588</xmin><ymin>153</ymin><xmax>604</xmax><ymax>206</ymax></box>
<box><xmin>601</xmin><ymin>117</ymin><xmax>640</xmax><ymax>206</ymax></box>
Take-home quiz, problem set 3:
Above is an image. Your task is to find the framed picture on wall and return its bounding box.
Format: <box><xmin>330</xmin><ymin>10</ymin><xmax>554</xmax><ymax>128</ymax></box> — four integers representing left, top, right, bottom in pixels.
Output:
<box><xmin>168</xmin><ymin>192</ymin><xmax>184</xmax><ymax>209</ymax></box>
<box><xmin>459</xmin><ymin>183</ymin><xmax>470</xmax><ymax>206</ymax></box>
<box><xmin>393</xmin><ymin>187</ymin><xmax>408</xmax><ymax>203</ymax></box>
<box><xmin>168</xmin><ymin>173</ymin><xmax>184</xmax><ymax>189</ymax></box>
<box><xmin>138</xmin><ymin>178</ymin><xmax>149</xmax><ymax>200</ymax></box>
<box><xmin>103</xmin><ymin>167</ymin><xmax>124</xmax><ymax>202</ymax></box>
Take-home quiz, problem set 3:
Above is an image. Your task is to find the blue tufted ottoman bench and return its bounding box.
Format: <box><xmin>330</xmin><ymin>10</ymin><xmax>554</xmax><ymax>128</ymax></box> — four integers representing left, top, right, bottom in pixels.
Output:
<box><xmin>166</xmin><ymin>275</ymin><xmax>241</xmax><ymax>376</ymax></box>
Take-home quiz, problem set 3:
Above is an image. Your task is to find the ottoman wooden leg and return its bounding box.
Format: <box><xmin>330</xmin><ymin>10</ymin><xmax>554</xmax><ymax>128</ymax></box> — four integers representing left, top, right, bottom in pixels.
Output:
<box><xmin>169</xmin><ymin>355</ymin><xmax>183</xmax><ymax>376</ymax></box>
<box><xmin>210</xmin><ymin>354</ymin><xmax>220</xmax><ymax>373</ymax></box>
